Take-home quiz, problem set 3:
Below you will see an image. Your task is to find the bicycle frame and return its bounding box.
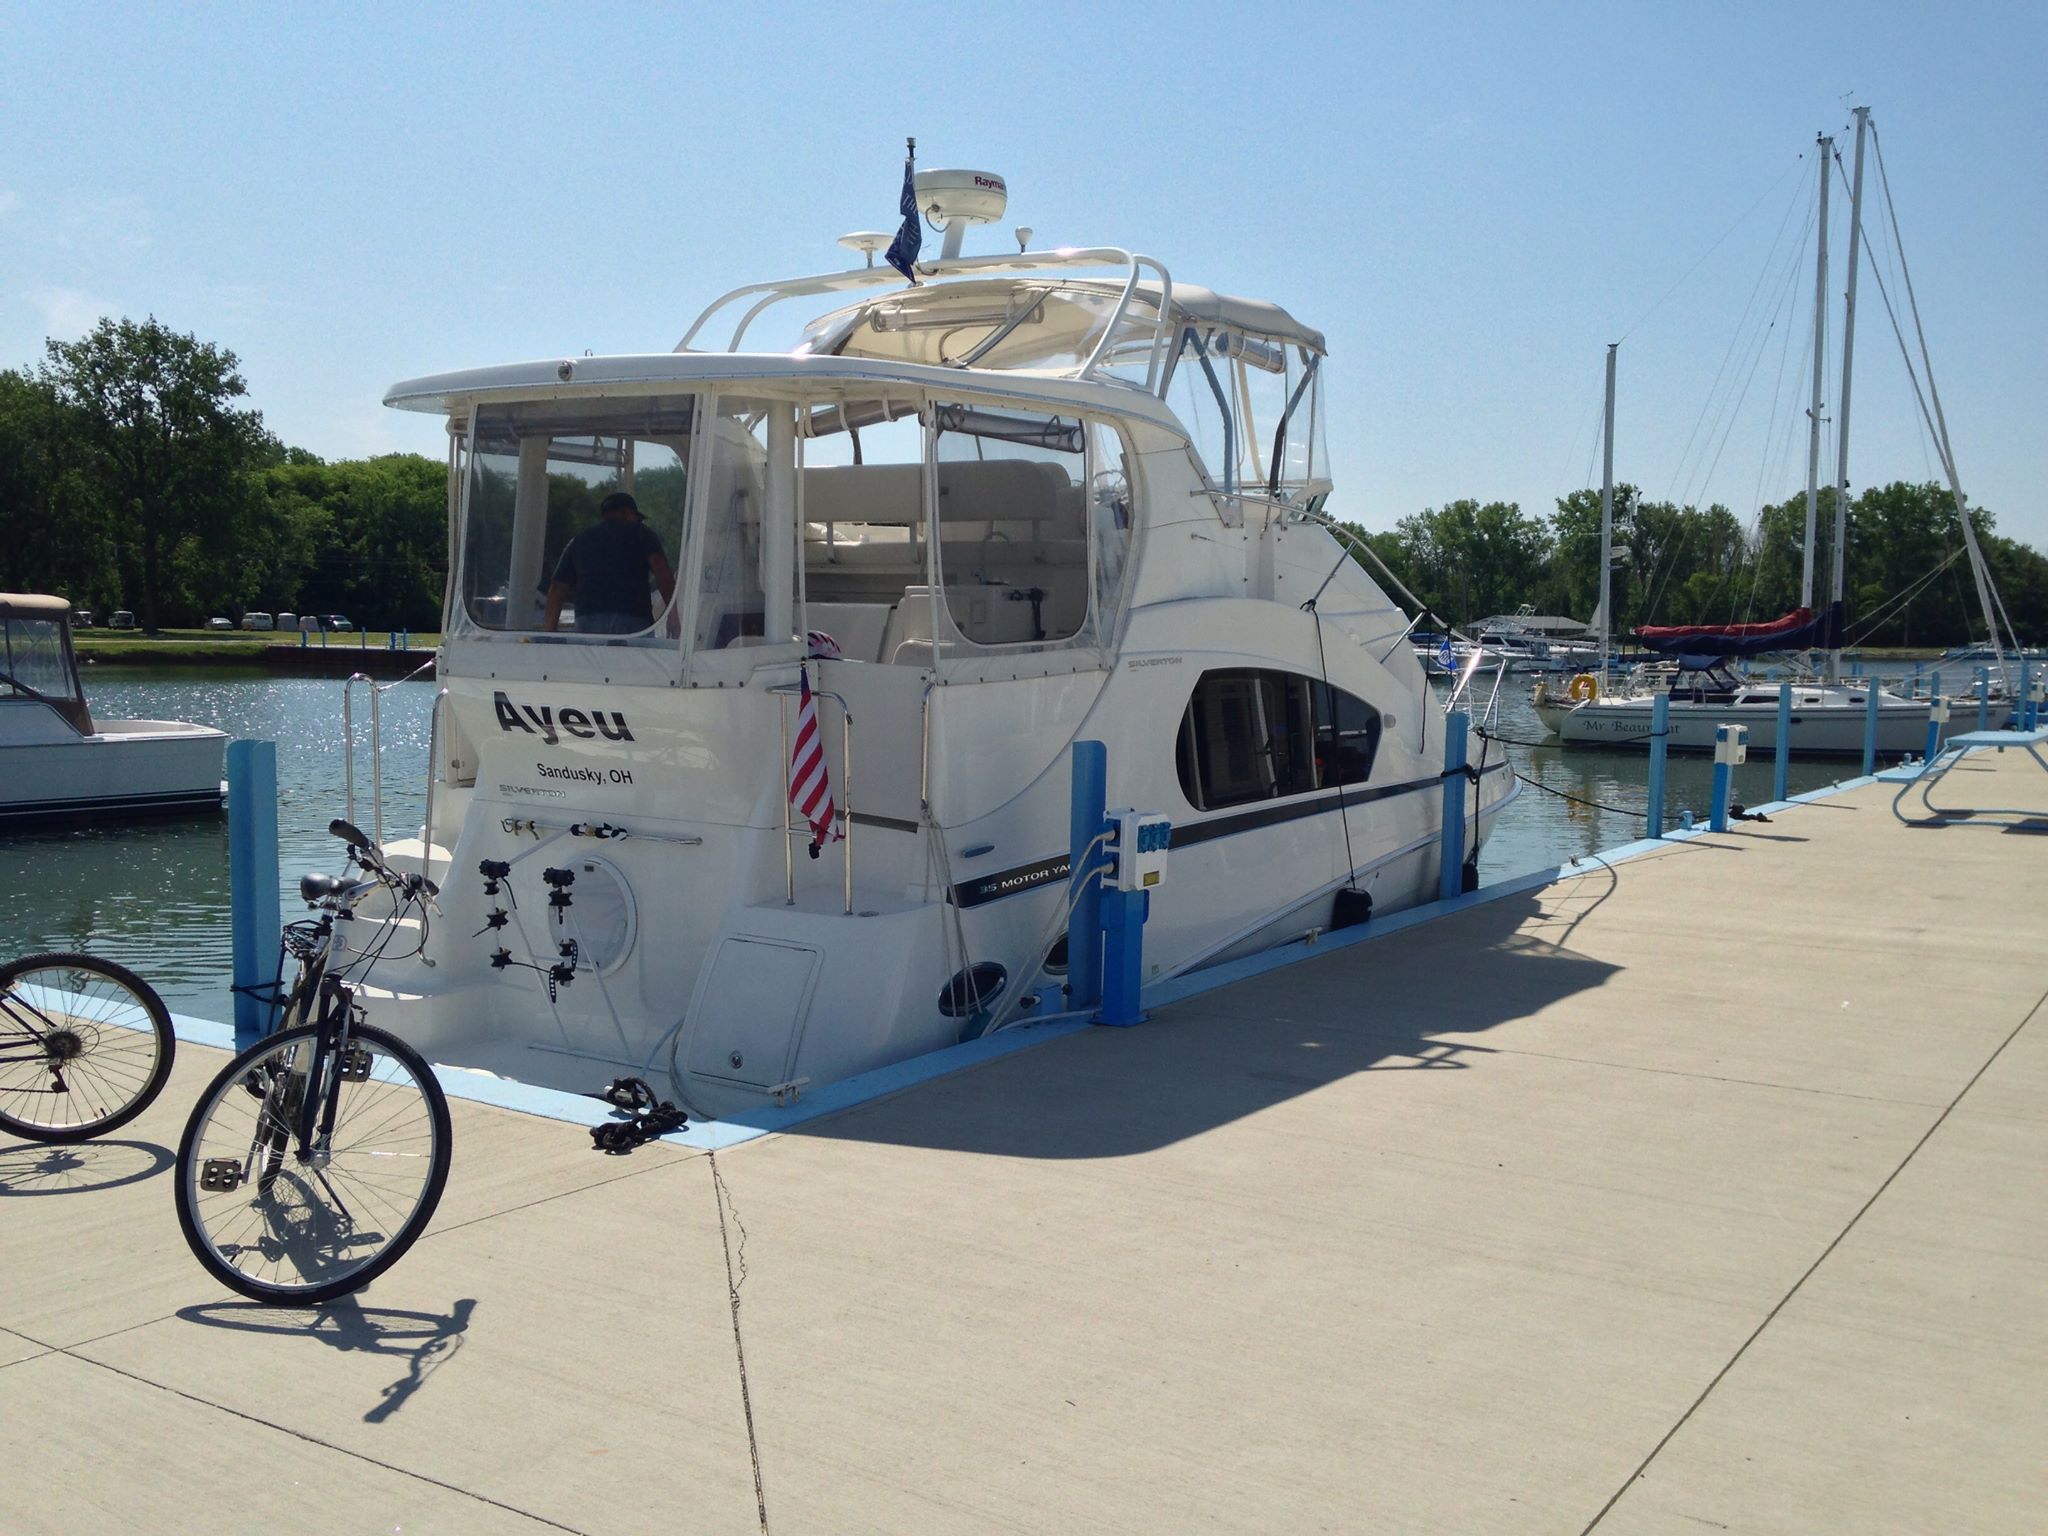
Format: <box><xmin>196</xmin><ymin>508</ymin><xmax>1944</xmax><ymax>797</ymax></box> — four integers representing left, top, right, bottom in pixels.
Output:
<box><xmin>0</xmin><ymin>990</ymin><xmax>65</xmax><ymax>1074</ymax></box>
<box><xmin>238</xmin><ymin>858</ymin><xmax>422</xmax><ymax>1200</ymax></box>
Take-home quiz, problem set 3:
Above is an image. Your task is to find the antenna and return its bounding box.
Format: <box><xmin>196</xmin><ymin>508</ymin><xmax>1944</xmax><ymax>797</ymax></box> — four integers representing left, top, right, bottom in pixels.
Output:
<box><xmin>913</xmin><ymin>168</ymin><xmax>1009</xmax><ymax>260</ymax></box>
<box><xmin>837</xmin><ymin>232</ymin><xmax>892</xmax><ymax>268</ymax></box>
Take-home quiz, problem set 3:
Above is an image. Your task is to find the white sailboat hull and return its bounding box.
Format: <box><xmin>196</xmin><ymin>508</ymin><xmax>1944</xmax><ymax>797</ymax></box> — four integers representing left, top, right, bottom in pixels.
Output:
<box><xmin>1535</xmin><ymin>691</ymin><xmax>1933</xmax><ymax>756</ymax></box>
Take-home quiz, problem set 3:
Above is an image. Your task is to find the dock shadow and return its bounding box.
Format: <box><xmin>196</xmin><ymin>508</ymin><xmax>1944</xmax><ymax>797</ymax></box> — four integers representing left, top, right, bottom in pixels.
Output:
<box><xmin>177</xmin><ymin>1295</ymin><xmax>477</xmax><ymax>1422</ymax></box>
<box><xmin>0</xmin><ymin>1137</ymin><xmax>173</xmax><ymax>1196</ymax></box>
<box><xmin>794</xmin><ymin>890</ymin><xmax>1623</xmax><ymax>1161</ymax></box>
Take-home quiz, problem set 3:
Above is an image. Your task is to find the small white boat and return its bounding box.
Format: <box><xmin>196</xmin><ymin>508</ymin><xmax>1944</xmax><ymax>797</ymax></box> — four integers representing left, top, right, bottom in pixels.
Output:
<box><xmin>0</xmin><ymin>594</ymin><xmax>226</xmax><ymax>825</ymax></box>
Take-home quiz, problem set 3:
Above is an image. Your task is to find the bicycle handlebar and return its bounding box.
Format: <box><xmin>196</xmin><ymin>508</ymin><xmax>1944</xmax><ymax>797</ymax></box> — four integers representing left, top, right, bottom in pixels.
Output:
<box><xmin>326</xmin><ymin>818</ymin><xmax>439</xmax><ymax>901</ymax></box>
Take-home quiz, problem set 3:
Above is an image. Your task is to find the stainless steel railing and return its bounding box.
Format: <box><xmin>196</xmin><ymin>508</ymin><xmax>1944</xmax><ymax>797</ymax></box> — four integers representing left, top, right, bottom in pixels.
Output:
<box><xmin>340</xmin><ymin>659</ymin><xmax>436</xmax><ymax>847</ymax></box>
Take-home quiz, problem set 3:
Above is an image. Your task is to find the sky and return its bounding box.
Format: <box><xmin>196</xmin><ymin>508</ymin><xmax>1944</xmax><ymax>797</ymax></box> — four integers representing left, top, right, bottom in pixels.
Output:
<box><xmin>3</xmin><ymin>2</ymin><xmax>2044</xmax><ymax>547</ymax></box>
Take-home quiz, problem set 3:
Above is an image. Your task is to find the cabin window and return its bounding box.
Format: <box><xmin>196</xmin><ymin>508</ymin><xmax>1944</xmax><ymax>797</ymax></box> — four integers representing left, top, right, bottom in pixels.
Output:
<box><xmin>691</xmin><ymin>397</ymin><xmax>787</xmax><ymax>653</ymax></box>
<box><xmin>460</xmin><ymin>397</ymin><xmax>697</xmax><ymax>636</ymax></box>
<box><xmin>797</xmin><ymin>395</ymin><xmax>931</xmax><ymax>665</ymax></box>
<box><xmin>1089</xmin><ymin>419</ymin><xmax>1134</xmax><ymax>638</ymax></box>
<box><xmin>1175</xmin><ymin>668</ymin><xmax>1383</xmax><ymax>812</ymax></box>
<box><xmin>930</xmin><ymin>402</ymin><xmax>1093</xmax><ymax>652</ymax></box>
<box><xmin>2</xmin><ymin>617</ymin><xmax>81</xmax><ymax>703</ymax></box>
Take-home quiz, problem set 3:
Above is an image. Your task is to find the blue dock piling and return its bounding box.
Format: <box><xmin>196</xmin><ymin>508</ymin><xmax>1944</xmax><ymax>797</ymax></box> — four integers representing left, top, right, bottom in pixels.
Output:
<box><xmin>1710</xmin><ymin>724</ymin><xmax>1745</xmax><ymax>833</ymax></box>
<box><xmin>1647</xmin><ymin>693</ymin><xmax>1669</xmax><ymax>837</ymax></box>
<box><xmin>1439</xmin><ymin>710</ymin><xmax>1469</xmax><ymax>901</ymax></box>
<box><xmin>226</xmin><ymin>739</ymin><xmax>282</xmax><ymax>1051</ymax></box>
<box><xmin>1978</xmin><ymin>667</ymin><xmax>1990</xmax><ymax>733</ymax></box>
<box><xmin>1067</xmin><ymin>740</ymin><xmax>1108</xmax><ymax>1015</ymax></box>
<box><xmin>1924</xmin><ymin>695</ymin><xmax>1945</xmax><ymax>765</ymax></box>
<box><xmin>1097</xmin><ymin>884</ymin><xmax>1149</xmax><ymax>1027</ymax></box>
<box><xmin>1862</xmin><ymin>683</ymin><xmax>1880</xmax><ymax>777</ymax></box>
<box><xmin>2023</xmin><ymin>658</ymin><xmax>2037</xmax><ymax>729</ymax></box>
<box><xmin>1773</xmin><ymin>684</ymin><xmax>1791</xmax><ymax>805</ymax></box>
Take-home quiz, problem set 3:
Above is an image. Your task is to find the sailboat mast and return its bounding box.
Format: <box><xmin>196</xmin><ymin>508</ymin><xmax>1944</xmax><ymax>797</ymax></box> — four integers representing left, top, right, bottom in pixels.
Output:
<box><xmin>1801</xmin><ymin>133</ymin><xmax>1832</xmax><ymax>612</ymax></box>
<box><xmin>1598</xmin><ymin>342</ymin><xmax>1616</xmax><ymax>680</ymax></box>
<box><xmin>1826</xmin><ymin>106</ymin><xmax>1870</xmax><ymax>683</ymax></box>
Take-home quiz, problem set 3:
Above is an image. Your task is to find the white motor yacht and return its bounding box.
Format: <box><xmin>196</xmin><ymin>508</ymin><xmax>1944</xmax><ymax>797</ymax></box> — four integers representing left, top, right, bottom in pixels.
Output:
<box><xmin>358</xmin><ymin>167</ymin><xmax>1516</xmax><ymax>1117</ymax></box>
<box><xmin>0</xmin><ymin>594</ymin><xmax>226</xmax><ymax>824</ymax></box>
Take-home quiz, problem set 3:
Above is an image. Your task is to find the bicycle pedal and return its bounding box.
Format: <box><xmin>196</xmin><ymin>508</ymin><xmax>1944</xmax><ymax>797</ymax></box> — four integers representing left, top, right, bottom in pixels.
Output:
<box><xmin>200</xmin><ymin>1157</ymin><xmax>244</xmax><ymax>1191</ymax></box>
<box><xmin>338</xmin><ymin>1045</ymin><xmax>373</xmax><ymax>1082</ymax></box>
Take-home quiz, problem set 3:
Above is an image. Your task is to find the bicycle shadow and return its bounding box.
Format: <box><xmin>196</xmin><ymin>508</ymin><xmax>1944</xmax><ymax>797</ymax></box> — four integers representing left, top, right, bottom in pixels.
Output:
<box><xmin>176</xmin><ymin>1295</ymin><xmax>478</xmax><ymax>1422</ymax></box>
<box><xmin>0</xmin><ymin>1137</ymin><xmax>173</xmax><ymax>1196</ymax></box>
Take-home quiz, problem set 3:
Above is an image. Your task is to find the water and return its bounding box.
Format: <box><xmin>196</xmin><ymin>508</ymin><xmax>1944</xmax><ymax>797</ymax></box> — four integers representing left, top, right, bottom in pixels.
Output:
<box><xmin>0</xmin><ymin>671</ymin><xmax>434</xmax><ymax>1019</ymax></box>
<box><xmin>1454</xmin><ymin>675</ymin><xmax>1852</xmax><ymax>879</ymax></box>
<box><xmin>0</xmin><ymin>668</ymin><xmax>1867</xmax><ymax>1021</ymax></box>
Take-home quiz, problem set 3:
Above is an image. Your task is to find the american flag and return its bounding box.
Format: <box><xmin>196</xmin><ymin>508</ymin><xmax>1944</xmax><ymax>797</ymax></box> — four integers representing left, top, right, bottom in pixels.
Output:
<box><xmin>788</xmin><ymin>665</ymin><xmax>841</xmax><ymax>857</ymax></box>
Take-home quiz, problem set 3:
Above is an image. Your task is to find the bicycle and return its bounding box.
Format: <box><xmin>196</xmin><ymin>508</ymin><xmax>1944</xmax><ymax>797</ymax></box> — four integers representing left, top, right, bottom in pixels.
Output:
<box><xmin>0</xmin><ymin>952</ymin><xmax>174</xmax><ymax>1143</ymax></box>
<box><xmin>175</xmin><ymin>818</ymin><xmax>453</xmax><ymax>1304</ymax></box>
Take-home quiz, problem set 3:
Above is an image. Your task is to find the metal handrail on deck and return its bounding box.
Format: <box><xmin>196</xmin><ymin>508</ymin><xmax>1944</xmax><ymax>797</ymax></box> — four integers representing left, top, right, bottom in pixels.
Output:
<box><xmin>341</xmin><ymin>658</ymin><xmax>436</xmax><ymax>847</ymax></box>
<box><xmin>676</xmin><ymin>246</ymin><xmax>1177</xmax><ymax>392</ymax></box>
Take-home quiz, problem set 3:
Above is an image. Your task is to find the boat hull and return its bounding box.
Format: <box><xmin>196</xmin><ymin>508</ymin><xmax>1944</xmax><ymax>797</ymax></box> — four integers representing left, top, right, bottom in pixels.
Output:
<box><xmin>0</xmin><ymin>719</ymin><xmax>228</xmax><ymax>825</ymax></box>
<box><xmin>1535</xmin><ymin>694</ymin><xmax>1935</xmax><ymax>756</ymax></box>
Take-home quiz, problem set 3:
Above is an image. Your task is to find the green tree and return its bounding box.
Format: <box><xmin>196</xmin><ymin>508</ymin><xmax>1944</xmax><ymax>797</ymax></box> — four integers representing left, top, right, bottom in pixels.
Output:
<box><xmin>37</xmin><ymin>318</ymin><xmax>272</xmax><ymax>630</ymax></box>
<box><xmin>1363</xmin><ymin>499</ymin><xmax>1551</xmax><ymax>625</ymax></box>
<box><xmin>250</xmin><ymin>454</ymin><xmax>447</xmax><ymax>629</ymax></box>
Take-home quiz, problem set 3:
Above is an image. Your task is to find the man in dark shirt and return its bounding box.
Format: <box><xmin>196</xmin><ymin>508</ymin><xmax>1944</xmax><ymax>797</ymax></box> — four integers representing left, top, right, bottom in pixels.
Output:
<box><xmin>542</xmin><ymin>492</ymin><xmax>677</xmax><ymax>634</ymax></box>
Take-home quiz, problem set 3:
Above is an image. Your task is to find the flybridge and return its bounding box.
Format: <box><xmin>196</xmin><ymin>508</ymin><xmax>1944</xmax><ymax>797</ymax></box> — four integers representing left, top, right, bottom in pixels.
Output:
<box><xmin>493</xmin><ymin>692</ymin><xmax>634</xmax><ymax>746</ymax></box>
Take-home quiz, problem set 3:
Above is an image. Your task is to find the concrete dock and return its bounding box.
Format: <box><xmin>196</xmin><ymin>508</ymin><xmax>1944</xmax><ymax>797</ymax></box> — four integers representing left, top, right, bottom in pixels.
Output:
<box><xmin>4</xmin><ymin>749</ymin><xmax>2044</xmax><ymax>1533</ymax></box>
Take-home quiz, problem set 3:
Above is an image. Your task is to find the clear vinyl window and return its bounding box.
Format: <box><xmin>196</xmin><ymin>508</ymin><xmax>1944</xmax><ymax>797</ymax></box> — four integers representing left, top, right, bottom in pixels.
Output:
<box><xmin>460</xmin><ymin>398</ymin><xmax>695</xmax><ymax>636</ymax></box>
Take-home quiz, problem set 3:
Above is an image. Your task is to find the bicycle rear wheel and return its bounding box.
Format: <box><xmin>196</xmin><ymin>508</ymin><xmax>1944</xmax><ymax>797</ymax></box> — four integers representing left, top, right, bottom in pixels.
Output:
<box><xmin>0</xmin><ymin>953</ymin><xmax>175</xmax><ymax>1143</ymax></box>
<box><xmin>175</xmin><ymin>1021</ymin><xmax>452</xmax><ymax>1304</ymax></box>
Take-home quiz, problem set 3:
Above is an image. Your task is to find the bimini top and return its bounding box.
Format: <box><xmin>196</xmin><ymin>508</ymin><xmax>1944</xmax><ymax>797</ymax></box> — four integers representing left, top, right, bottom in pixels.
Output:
<box><xmin>0</xmin><ymin>593</ymin><xmax>73</xmax><ymax>617</ymax></box>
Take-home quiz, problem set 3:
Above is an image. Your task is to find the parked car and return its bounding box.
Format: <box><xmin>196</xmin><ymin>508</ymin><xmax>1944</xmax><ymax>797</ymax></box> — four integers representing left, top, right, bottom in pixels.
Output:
<box><xmin>76</xmin><ymin>609</ymin><xmax>95</xmax><ymax>628</ymax></box>
<box><xmin>109</xmin><ymin>610</ymin><xmax>137</xmax><ymax>629</ymax></box>
<box><xmin>324</xmin><ymin>615</ymin><xmax>354</xmax><ymax>632</ymax></box>
<box><xmin>205</xmin><ymin>616</ymin><xmax>234</xmax><ymax>631</ymax></box>
<box><xmin>241</xmin><ymin>612</ymin><xmax>274</xmax><ymax>632</ymax></box>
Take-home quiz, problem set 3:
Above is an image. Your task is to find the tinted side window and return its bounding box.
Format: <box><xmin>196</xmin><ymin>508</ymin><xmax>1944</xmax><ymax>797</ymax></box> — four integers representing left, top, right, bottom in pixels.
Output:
<box><xmin>1314</xmin><ymin>681</ymin><xmax>1382</xmax><ymax>787</ymax></box>
<box><xmin>1177</xmin><ymin>668</ymin><xmax>1364</xmax><ymax>812</ymax></box>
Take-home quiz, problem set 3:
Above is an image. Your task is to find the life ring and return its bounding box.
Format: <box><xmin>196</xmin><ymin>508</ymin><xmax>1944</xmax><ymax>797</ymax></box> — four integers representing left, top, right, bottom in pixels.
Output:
<box><xmin>1567</xmin><ymin>672</ymin><xmax>1600</xmax><ymax>703</ymax></box>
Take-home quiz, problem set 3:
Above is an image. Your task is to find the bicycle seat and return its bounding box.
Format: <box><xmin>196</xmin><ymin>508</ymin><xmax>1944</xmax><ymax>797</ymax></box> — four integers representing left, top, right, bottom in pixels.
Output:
<box><xmin>299</xmin><ymin>873</ymin><xmax>372</xmax><ymax>906</ymax></box>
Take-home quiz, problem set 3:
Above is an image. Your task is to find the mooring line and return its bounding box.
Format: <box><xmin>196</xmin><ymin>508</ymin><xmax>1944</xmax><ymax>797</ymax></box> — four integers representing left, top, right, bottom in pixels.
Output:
<box><xmin>1579</xmin><ymin>981</ymin><xmax>2047</xmax><ymax>1533</ymax></box>
<box><xmin>710</xmin><ymin>1149</ymin><xmax>770</xmax><ymax>1534</ymax></box>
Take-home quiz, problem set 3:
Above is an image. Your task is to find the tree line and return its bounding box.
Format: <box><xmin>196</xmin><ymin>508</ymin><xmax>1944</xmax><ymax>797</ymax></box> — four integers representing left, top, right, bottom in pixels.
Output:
<box><xmin>0</xmin><ymin>318</ymin><xmax>445</xmax><ymax>631</ymax></box>
<box><xmin>1344</xmin><ymin>481</ymin><xmax>2047</xmax><ymax>648</ymax></box>
<box><xmin>3</xmin><ymin>317</ymin><xmax>2042</xmax><ymax>647</ymax></box>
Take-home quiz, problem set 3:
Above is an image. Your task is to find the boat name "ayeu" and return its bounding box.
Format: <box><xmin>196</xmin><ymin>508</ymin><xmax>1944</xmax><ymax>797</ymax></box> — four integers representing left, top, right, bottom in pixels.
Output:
<box><xmin>492</xmin><ymin>691</ymin><xmax>634</xmax><ymax>746</ymax></box>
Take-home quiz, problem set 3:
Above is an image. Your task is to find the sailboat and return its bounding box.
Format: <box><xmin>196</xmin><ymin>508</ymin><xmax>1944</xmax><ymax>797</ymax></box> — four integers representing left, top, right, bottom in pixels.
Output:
<box><xmin>1537</xmin><ymin>109</ymin><xmax>2016</xmax><ymax>756</ymax></box>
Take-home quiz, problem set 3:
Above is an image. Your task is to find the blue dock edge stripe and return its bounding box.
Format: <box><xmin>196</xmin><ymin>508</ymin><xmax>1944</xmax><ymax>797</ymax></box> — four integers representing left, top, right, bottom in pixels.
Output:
<box><xmin>157</xmin><ymin>762</ymin><xmax>1919</xmax><ymax>1153</ymax></box>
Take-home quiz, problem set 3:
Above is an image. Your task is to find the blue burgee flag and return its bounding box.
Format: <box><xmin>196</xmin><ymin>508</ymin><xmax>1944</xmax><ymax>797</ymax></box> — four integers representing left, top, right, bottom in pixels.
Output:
<box><xmin>884</xmin><ymin>139</ymin><xmax>921</xmax><ymax>284</ymax></box>
<box><xmin>1437</xmin><ymin>636</ymin><xmax>1455</xmax><ymax>670</ymax></box>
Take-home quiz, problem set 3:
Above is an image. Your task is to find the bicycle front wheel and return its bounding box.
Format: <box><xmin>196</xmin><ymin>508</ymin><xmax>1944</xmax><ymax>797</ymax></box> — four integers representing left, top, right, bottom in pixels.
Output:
<box><xmin>176</xmin><ymin>1022</ymin><xmax>452</xmax><ymax>1304</ymax></box>
<box><xmin>0</xmin><ymin>953</ymin><xmax>175</xmax><ymax>1143</ymax></box>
